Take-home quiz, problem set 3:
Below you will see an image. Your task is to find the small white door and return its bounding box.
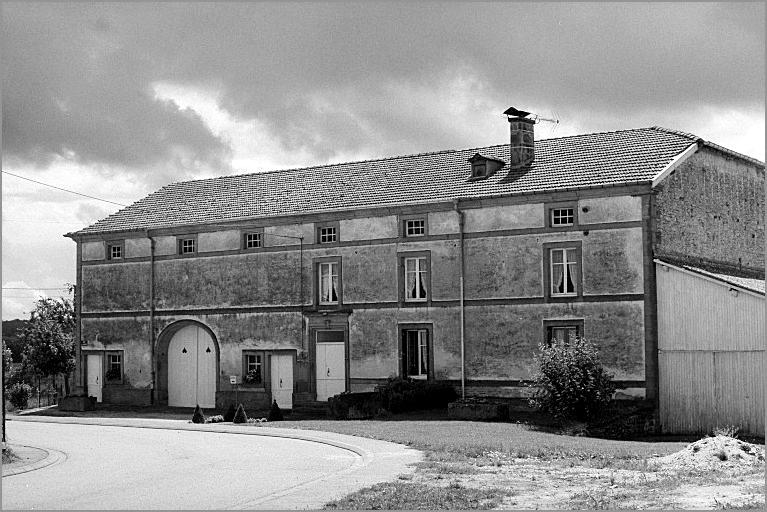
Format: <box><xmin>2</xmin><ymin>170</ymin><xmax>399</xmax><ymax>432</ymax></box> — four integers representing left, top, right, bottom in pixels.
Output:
<box><xmin>168</xmin><ymin>325</ymin><xmax>217</xmax><ymax>408</ymax></box>
<box><xmin>270</xmin><ymin>354</ymin><xmax>293</xmax><ymax>410</ymax></box>
<box><xmin>316</xmin><ymin>342</ymin><xmax>346</xmax><ymax>401</ymax></box>
<box><xmin>86</xmin><ymin>354</ymin><xmax>102</xmax><ymax>403</ymax></box>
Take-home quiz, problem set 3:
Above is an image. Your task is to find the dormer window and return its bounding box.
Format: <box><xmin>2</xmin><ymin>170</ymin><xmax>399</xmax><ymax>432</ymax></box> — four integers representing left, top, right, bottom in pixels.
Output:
<box><xmin>467</xmin><ymin>153</ymin><xmax>505</xmax><ymax>181</ymax></box>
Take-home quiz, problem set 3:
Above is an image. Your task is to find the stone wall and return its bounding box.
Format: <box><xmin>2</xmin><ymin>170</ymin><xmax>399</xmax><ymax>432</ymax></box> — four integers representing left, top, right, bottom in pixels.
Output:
<box><xmin>654</xmin><ymin>146</ymin><xmax>765</xmax><ymax>275</ymax></box>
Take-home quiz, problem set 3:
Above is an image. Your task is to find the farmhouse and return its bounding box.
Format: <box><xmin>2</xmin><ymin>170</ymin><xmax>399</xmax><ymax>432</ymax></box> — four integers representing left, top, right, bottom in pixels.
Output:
<box><xmin>64</xmin><ymin>110</ymin><xmax>764</xmax><ymax>433</ymax></box>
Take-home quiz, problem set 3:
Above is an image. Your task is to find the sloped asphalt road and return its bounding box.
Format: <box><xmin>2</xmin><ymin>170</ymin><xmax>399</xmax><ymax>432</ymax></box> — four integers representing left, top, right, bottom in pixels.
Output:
<box><xmin>2</xmin><ymin>417</ymin><xmax>422</xmax><ymax>509</ymax></box>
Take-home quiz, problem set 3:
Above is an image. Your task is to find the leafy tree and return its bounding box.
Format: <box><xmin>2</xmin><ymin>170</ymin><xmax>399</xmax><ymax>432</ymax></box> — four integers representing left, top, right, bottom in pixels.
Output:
<box><xmin>18</xmin><ymin>296</ymin><xmax>76</xmax><ymax>395</ymax></box>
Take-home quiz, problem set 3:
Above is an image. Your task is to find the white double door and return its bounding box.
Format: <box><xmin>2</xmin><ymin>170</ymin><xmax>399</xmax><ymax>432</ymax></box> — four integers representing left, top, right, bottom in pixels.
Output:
<box><xmin>316</xmin><ymin>341</ymin><xmax>346</xmax><ymax>401</ymax></box>
<box><xmin>270</xmin><ymin>353</ymin><xmax>294</xmax><ymax>410</ymax></box>
<box><xmin>168</xmin><ymin>325</ymin><xmax>217</xmax><ymax>408</ymax></box>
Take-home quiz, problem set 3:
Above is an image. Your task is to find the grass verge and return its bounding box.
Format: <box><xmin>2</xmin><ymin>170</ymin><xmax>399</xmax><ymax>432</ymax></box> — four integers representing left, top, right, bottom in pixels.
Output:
<box><xmin>323</xmin><ymin>481</ymin><xmax>508</xmax><ymax>510</ymax></box>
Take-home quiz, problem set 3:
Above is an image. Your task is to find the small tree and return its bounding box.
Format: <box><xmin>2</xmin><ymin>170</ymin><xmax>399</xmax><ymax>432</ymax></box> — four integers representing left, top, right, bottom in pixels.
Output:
<box><xmin>528</xmin><ymin>337</ymin><xmax>616</xmax><ymax>423</ymax></box>
<box><xmin>18</xmin><ymin>296</ymin><xmax>75</xmax><ymax>396</ymax></box>
<box><xmin>232</xmin><ymin>403</ymin><xmax>248</xmax><ymax>424</ymax></box>
<box><xmin>192</xmin><ymin>404</ymin><xmax>206</xmax><ymax>424</ymax></box>
<box><xmin>268</xmin><ymin>400</ymin><xmax>284</xmax><ymax>421</ymax></box>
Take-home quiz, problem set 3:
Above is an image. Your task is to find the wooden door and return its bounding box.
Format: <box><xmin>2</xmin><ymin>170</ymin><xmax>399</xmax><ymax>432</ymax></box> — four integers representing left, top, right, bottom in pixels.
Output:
<box><xmin>316</xmin><ymin>342</ymin><xmax>345</xmax><ymax>401</ymax></box>
<box><xmin>270</xmin><ymin>354</ymin><xmax>293</xmax><ymax>410</ymax></box>
<box><xmin>86</xmin><ymin>354</ymin><xmax>102</xmax><ymax>402</ymax></box>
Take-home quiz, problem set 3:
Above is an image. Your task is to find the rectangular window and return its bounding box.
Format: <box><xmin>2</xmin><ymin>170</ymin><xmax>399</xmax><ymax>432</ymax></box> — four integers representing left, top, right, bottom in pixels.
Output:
<box><xmin>551</xmin><ymin>207</ymin><xmax>575</xmax><ymax>226</ymax></box>
<box><xmin>544</xmin><ymin>320</ymin><xmax>584</xmax><ymax>345</ymax></box>
<box><xmin>244</xmin><ymin>232</ymin><xmax>262</xmax><ymax>249</ymax></box>
<box><xmin>179</xmin><ymin>238</ymin><xmax>196</xmax><ymax>254</ymax></box>
<box><xmin>106</xmin><ymin>353</ymin><xmax>122</xmax><ymax>382</ymax></box>
<box><xmin>550</xmin><ymin>247</ymin><xmax>578</xmax><ymax>296</ymax></box>
<box><xmin>107</xmin><ymin>243</ymin><xmax>123</xmax><ymax>260</ymax></box>
<box><xmin>404</xmin><ymin>219</ymin><xmax>426</xmax><ymax>237</ymax></box>
<box><xmin>402</xmin><ymin>329</ymin><xmax>430</xmax><ymax>379</ymax></box>
<box><xmin>319</xmin><ymin>227</ymin><xmax>337</xmax><ymax>243</ymax></box>
<box><xmin>319</xmin><ymin>262</ymin><xmax>340</xmax><ymax>304</ymax></box>
<box><xmin>243</xmin><ymin>352</ymin><xmax>263</xmax><ymax>385</ymax></box>
<box><xmin>404</xmin><ymin>257</ymin><xmax>428</xmax><ymax>301</ymax></box>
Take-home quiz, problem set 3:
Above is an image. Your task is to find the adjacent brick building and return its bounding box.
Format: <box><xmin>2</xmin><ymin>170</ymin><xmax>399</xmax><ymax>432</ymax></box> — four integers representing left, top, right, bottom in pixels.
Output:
<box><xmin>64</xmin><ymin>111</ymin><xmax>764</xmax><ymax>422</ymax></box>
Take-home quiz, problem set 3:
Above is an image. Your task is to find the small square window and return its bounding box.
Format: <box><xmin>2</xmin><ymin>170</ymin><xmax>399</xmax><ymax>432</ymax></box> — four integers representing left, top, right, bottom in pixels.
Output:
<box><xmin>544</xmin><ymin>320</ymin><xmax>584</xmax><ymax>345</ymax></box>
<box><xmin>319</xmin><ymin>227</ymin><xmax>337</xmax><ymax>244</ymax></box>
<box><xmin>472</xmin><ymin>163</ymin><xmax>487</xmax><ymax>178</ymax></box>
<box><xmin>108</xmin><ymin>244</ymin><xmax>122</xmax><ymax>260</ymax></box>
<box><xmin>244</xmin><ymin>232</ymin><xmax>262</xmax><ymax>249</ymax></box>
<box><xmin>405</xmin><ymin>219</ymin><xmax>426</xmax><ymax>237</ymax></box>
<box><xmin>179</xmin><ymin>238</ymin><xmax>196</xmax><ymax>254</ymax></box>
<box><xmin>551</xmin><ymin>207</ymin><xmax>575</xmax><ymax>226</ymax></box>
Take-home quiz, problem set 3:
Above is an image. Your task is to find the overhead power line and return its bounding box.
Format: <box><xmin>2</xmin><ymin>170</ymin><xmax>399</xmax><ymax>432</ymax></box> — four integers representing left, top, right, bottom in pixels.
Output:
<box><xmin>2</xmin><ymin>170</ymin><xmax>129</xmax><ymax>207</ymax></box>
<box><xmin>2</xmin><ymin>287</ymin><xmax>72</xmax><ymax>291</ymax></box>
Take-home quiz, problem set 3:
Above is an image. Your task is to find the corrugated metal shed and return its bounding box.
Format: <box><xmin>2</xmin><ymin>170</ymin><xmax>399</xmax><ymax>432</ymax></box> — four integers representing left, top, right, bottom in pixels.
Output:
<box><xmin>656</xmin><ymin>259</ymin><xmax>765</xmax><ymax>435</ymax></box>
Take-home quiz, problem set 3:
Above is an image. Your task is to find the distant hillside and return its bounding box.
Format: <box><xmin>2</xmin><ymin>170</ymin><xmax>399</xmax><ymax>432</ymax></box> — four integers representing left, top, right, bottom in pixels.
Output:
<box><xmin>2</xmin><ymin>319</ymin><xmax>30</xmax><ymax>361</ymax></box>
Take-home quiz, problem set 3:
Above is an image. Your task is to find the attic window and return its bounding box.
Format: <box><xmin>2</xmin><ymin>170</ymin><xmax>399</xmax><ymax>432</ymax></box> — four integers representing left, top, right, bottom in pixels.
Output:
<box><xmin>467</xmin><ymin>153</ymin><xmax>504</xmax><ymax>181</ymax></box>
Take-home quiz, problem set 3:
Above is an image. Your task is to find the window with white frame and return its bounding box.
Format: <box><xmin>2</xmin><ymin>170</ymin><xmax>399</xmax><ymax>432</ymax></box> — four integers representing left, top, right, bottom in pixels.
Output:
<box><xmin>403</xmin><ymin>329</ymin><xmax>430</xmax><ymax>379</ymax></box>
<box><xmin>319</xmin><ymin>226</ymin><xmax>337</xmax><ymax>243</ymax></box>
<box><xmin>550</xmin><ymin>247</ymin><xmax>578</xmax><ymax>296</ymax></box>
<box><xmin>179</xmin><ymin>238</ymin><xmax>196</xmax><ymax>254</ymax></box>
<box><xmin>550</xmin><ymin>207</ymin><xmax>575</xmax><ymax>226</ymax></box>
<box><xmin>404</xmin><ymin>257</ymin><xmax>428</xmax><ymax>301</ymax></box>
<box><xmin>319</xmin><ymin>262</ymin><xmax>339</xmax><ymax>304</ymax></box>
<box><xmin>404</xmin><ymin>219</ymin><xmax>426</xmax><ymax>237</ymax></box>
<box><xmin>244</xmin><ymin>232</ymin><xmax>262</xmax><ymax>249</ymax></box>
<box><xmin>243</xmin><ymin>352</ymin><xmax>263</xmax><ymax>385</ymax></box>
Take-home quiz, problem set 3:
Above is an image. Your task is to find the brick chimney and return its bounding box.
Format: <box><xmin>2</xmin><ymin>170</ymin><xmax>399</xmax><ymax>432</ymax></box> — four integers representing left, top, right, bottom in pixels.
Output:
<box><xmin>504</xmin><ymin>107</ymin><xmax>535</xmax><ymax>168</ymax></box>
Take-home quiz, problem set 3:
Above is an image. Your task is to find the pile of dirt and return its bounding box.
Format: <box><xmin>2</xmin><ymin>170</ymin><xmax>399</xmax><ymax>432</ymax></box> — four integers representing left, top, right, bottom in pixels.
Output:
<box><xmin>649</xmin><ymin>435</ymin><xmax>765</xmax><ymax>471</ymax></box>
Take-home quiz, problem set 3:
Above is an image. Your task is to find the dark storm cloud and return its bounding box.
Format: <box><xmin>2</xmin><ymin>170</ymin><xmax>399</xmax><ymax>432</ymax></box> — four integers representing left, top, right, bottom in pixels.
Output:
<box><xmin>3</xmin><ymin>2</ymin><xmax>763</xmax><ymax>175</ymax></box>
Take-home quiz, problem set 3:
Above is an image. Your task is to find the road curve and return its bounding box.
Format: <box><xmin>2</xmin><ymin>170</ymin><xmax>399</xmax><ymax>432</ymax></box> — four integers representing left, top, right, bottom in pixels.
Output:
<box><xmin>3</xmin><ymin>418</ymin><xmax>422</xmax><ymax>510</ymax></box>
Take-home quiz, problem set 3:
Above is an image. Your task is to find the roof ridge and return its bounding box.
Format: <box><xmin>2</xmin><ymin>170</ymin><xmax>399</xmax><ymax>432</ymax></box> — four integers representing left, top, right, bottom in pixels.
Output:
<box><xmin>650</xmin><ymin>125</ymin><xmax>702</xmax><ymax>141</ymax></box>
<box><xmin>167</xmin><ymin>127</ymin><xmax>673</xmax><ymax>188</ymax></box>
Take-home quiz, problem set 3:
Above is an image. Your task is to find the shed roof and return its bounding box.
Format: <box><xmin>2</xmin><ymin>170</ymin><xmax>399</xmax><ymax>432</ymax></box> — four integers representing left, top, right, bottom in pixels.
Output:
<box><xmin>69</xmin><ymin>126</ymin><xmax>758</xmax><ymax>237</ymax></box>
<box><xmin>656</xmin><ymin>259</ymin><xmax>765</xmax><ymax>296</ymax></box>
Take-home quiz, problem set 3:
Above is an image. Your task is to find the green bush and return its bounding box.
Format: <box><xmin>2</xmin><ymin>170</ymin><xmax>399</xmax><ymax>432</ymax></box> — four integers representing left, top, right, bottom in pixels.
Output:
<box><xmin>191</xmin><ymin>404</ymin><xmax>206</xmax><ymax>424</ymax></box>
<box><xmin>268</xmin><ymin>400</ymin><xmax>284</xmax><ymax>421</ymax></box>
<box><xmin>328</xmin><ymin>392</ymin><xmax>381</xmax><ymax>419</ymax></box>
<box><xmin>374</xmin><ymin>377</ymin><xmax>457</xmax><ymax>414</ymax></box>
<box><xmin>223</xmin><ymin>403</ymin><xmax>237</xmax><ymax>422</ymax></box>
<box><xmin>233</xmin><ymin>403</ymin><xmax>248</xmax><ymax>424</ymax></box>
<box><xmin>6</xmin><ymin>382</ymin><xmax>32</xmax><ymax>410</ymax></box>
<box><xmin>528</xmin><ymin>337</ymin><xmax>616</xmax><ymax>423</ymax></box>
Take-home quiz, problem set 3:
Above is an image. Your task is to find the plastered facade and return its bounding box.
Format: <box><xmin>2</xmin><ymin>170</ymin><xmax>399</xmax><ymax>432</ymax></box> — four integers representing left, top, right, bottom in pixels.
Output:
<box><xmin>75</xmin><ymin>187</ymin><xmax>652</xmax><ymax>406</ymax></box>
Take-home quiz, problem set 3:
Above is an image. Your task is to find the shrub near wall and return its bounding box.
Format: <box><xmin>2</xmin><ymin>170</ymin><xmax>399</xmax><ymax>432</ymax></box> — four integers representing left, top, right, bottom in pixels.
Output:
<box><xmin>328</xmin><ymin>392</ymin><xmax>382</xmax><ymax>419</ymax></box>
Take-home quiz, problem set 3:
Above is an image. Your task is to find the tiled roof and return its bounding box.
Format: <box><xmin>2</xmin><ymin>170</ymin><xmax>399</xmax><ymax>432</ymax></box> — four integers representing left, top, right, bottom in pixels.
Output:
<box><xmin>72</xmin><ymin>127</ymin><xmax>708</xmax><ymax>236</ymax></box>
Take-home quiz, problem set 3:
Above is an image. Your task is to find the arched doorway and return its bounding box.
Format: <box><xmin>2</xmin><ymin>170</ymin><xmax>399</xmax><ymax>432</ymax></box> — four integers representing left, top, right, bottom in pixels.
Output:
<box><xmin>159</xmin><ymin>321</ymin><xmax>219</xmax><ymax>408</ymax></box>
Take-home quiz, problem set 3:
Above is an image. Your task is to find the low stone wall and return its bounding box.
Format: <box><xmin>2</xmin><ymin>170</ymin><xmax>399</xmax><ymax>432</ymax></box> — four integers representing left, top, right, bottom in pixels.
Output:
<box><xmin>103</xmin><ymin>386</ymin><xmax>152</xmax><ymax>406</ymax></box>
<box><xmin>216</xmin><ymin>389</ymin><xmax>271</xmax><ymax>411</ymax></box>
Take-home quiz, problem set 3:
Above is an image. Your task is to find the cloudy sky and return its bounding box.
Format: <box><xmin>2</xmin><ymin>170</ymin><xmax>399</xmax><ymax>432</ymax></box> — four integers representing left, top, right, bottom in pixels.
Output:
<box><xmin>2</xmin><ymin>2</ymin><xmax>764</xmax><ymax>320</ymax></box>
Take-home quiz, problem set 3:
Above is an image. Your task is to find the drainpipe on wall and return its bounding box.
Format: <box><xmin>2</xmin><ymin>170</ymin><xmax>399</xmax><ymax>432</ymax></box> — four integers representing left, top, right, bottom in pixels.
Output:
<box><xmin>453</xmin><ymin>199</ymin><xmax>466</xmax><ymax>400</ymax></box>
<box><xmin>148</xmin><ymin>232</ymin><xmax>156</xmax><ymax>405</ymax></box>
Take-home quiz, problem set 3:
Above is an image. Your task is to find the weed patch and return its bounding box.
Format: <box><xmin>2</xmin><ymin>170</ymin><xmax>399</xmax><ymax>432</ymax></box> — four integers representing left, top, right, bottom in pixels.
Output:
<box><xmin>323</xmin><ymin>482</ymin><xmax>508</xmax><ymax>509</ymax></box>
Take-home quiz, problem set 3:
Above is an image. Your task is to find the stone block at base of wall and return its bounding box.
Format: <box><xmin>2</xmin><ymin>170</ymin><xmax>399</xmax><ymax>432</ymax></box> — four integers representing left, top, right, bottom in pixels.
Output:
<box><xmin>59</xmin><ymin>395</ymin><xmax>96</xmax><ymax>411</ymax></box>
<box><xmin>448</xmin><ymin>399</ymin><xmax>510</xmax><ymax>421</ymax></box>
<box><xmin>216</xmin><ymin>389</ymin><xmax>271</xmax><ymax>411</ymax></box>
<box><xmin>102</xmin><ymin>386</ymin><xmax>152</xmax><ymax>406</ymax></box>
